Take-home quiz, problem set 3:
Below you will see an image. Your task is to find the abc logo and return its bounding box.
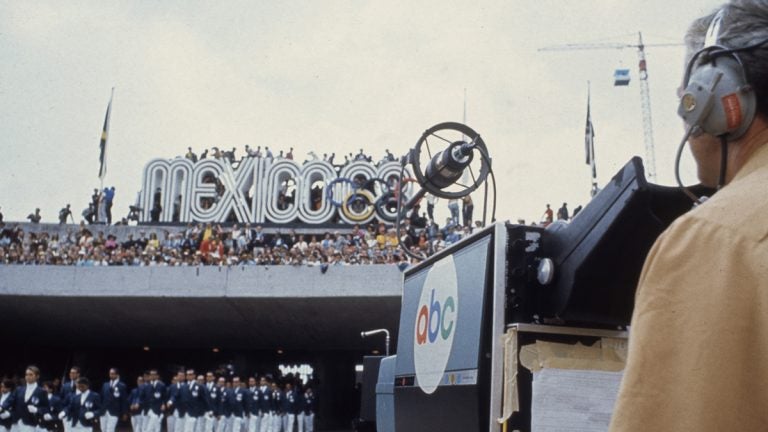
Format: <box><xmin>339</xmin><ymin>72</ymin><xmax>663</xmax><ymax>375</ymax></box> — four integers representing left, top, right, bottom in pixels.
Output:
<box><xmin>415</xmin><ymin>290</ymin><xmax>456</xmax><ymax>345</ymax></box>
<box><xmin>413</xmin><ymin>256</ymin><xmax>458</xmax><ymax>394</ymax></box>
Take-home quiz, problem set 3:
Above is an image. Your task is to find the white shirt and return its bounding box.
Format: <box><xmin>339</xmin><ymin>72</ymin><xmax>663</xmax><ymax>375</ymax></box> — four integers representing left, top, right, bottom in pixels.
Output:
<box><xmin>80</xmin><ymin>390</ymin><xmax>90</xmax><ymax>405</ymax></box>
<box><xmin>0</xmin><ymin>392</ymin><xmax>8</xmax><ymax>406</ymax></box>
<box><xmin>24</xmin><ymin>383</ymin><xmax>37</xmax><ymax>402</ymax></box>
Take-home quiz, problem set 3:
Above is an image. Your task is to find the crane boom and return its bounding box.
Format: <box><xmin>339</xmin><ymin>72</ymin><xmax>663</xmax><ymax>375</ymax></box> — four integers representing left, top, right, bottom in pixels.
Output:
<box><xmin>539</xmin><ymin>32</ymin><xmax>682</xmax><ymax>182</ymax></box>
<box><xmin>538</xmin><ymin>42</ymin><xmax>680</xmax><ymax>51</ymax></box>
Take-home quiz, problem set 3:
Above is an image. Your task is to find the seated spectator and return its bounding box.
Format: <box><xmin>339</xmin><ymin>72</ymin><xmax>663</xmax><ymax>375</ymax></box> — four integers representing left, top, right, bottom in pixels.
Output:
<box><xmin>105</xmin><ymin>235</ymin><xmax>118</xmax><ymax>251</ymax></box>
<box><xmin>294</xmin><ymin>235</ymin><xmax>308</xmax><ymax>253</ymax></box>
<box><xmin>308</xmin><ymin>235</ymin><xmax>319</xmax><ymax>250</ymax></box>
<box><xmin>93</xmin><ymin>231</ymin><xmax>106</xmax><ymax>248</ymax></box>
<box><xmin>334</xmin><ymin>232</ymin><xmax>350</xmax><ymax>251</ymax></box>
<box><xmin>161</xmin><ymin>231</ymin><xmax>173</xmax><ymax>250</ymax></box>
<box><xmin>121</xmin><ymin>234</ymin><xmax>136</xmax><ymax>249</ymax></box>
<box><xmin>135</xmin><ymin>231</ymin><xmax>148</xmax><ymax>250</ymax></box>
<box><xmin>251</xmin><ymin>225</ymin><xmax>266</xmax><ymax>254</ymax></box>
<box><xmin>320</xmin><ymin>233</ymin><xmax>333</xmax><ymax>251</ymax></box>
<box><xmin>78</xmin><ymin>230</ymin><xmax>94</xmax><ymax>248</ymax></box>
<box><xmin>432</xmin><ymin>232</ymin><xmax>446</xmax><ymax>252</ymax></box>
<box><xmin>417</xmin><ymin>232</ymin><xmax>429</xmax><ymax>252</ymax></box>
<box><xmin>201</xmin><ymin>235</ymin><xmax>224</xmax><ymax>264</ymax></box>
<box><xmin>445</xmin><ymin>226</ymin><xmax>461</xmax><ymax>245</ymax></box>
<box><xmin>230</xmin><ymin>224</ymin><xmax>244</xmax><ymax>253</ymax></box>
<box><xmin>399</xmin><ymin>227</ymin><xmax>413</xmax><ymax>249</ymax></box>
<box><xmin>385</xmin><ymin>229</ymin><xmax>398</xmax><ymax>249</ymax></box>
<box><xmin>146</xmin><ymin>232</ymin><xmax>160</xmax><ymax>251</ymax></box>
<box><xmin>375</xmin><ymin>225</ymin><xmax>387</xmax><ymax>249</ymax></box>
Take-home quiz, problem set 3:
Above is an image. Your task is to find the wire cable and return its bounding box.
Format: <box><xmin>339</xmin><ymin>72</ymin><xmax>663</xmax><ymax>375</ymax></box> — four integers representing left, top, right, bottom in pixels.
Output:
<box><xmin>674</xmin><ymin>124</ymin><xmax>705</xmax><ymax>204</ymax></box>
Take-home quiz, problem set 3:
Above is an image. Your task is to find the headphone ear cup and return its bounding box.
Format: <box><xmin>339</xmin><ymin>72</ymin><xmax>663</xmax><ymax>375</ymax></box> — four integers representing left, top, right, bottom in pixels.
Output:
<box><xmin>678</xmin><ymin>53</ymin><xmax>756</xmax><ymax>140</ymax></box>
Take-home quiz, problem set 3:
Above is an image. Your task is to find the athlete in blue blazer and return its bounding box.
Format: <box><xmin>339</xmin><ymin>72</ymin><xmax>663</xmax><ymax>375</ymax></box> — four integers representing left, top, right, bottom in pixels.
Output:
<box><xmin>63</xmin><ymin>378</ymin><xmax>100</xmax><ymax>430</ymax></box>
<box><xmin>1</xmin><ymin>366</ymin><xmax>49</xmax><ymax>431</ymax></box>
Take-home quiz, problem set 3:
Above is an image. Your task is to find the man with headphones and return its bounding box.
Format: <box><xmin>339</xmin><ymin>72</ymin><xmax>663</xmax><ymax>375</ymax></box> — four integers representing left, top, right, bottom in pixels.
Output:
<box><xmin>610</xmin><ymin>1</ymin><xmax>768</xmax><ymax>430</ymax></box>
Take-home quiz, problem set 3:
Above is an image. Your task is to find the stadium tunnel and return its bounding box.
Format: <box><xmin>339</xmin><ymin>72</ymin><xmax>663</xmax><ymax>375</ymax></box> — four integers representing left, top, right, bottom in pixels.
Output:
<box><xmin>0</xmin><ymin>263</ymin><xmax>403</xmax><ymax>430</ymax></box>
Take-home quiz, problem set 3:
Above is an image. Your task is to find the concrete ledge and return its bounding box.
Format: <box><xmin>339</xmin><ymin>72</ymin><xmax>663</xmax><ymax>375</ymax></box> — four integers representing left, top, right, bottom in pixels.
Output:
<box><xmin>0</xmin><ymin>264</ymin><xmax>403</xmax><ymax>298</ymax></box>
<box><xmin>2</xmin><ymin>222</ymin><xmax>359</xmax><ymax>241</ymax></box>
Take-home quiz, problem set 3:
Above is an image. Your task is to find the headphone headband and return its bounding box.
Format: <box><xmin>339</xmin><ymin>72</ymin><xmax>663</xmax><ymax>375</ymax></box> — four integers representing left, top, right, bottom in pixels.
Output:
<box><xmin>704</xmin><ymin>9</ymin><xmax>725</xmax><ymax>48</ymax></box>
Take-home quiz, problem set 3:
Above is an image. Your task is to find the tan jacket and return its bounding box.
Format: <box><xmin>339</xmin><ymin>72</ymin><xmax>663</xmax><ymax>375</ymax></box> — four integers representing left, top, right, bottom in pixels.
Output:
<box><xmin>610</xmin><ymin>143</ymin><xmax>768</xmax><ymax>431</ymax></box>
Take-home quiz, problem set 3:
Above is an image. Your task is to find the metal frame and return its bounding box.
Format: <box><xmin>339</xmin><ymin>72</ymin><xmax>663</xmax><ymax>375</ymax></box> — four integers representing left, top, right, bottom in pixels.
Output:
<box><xmin>487</xmin><ymin>222</ymin><xmax>508</xmax><ymax>432</ymax></box>
<box><xmin>508</xmin><ymin>323</ymin><xmax>629</xmax><ymax>339</ymax></box>
<box><xmin>486</xmin><ymin>223</ymin><xmax>629</xmax><ymax>432</ymax></box>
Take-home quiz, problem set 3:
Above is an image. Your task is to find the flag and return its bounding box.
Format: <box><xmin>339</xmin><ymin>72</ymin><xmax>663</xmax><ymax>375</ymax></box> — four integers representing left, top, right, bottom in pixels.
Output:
<box><xmin>614</xmin><ymin>68</ymin><xmax>630</xmax><ymax>86</ymax></box>
<box><xmin>585</xmin><ymin>90</ymin><xmax>596</xmax><ymax>178</ymax></box>
<box><xmin>99</xmin><ymin>88</ymin><xmax>114</xmax><ymax>180</ymax></box>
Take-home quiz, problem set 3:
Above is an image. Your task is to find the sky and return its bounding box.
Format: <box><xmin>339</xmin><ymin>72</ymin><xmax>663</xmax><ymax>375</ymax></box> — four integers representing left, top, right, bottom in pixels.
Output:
<box><xmin>0</xmin><ymin>0</ymin><xmax>724</xmax><ymax>225</ymax></box>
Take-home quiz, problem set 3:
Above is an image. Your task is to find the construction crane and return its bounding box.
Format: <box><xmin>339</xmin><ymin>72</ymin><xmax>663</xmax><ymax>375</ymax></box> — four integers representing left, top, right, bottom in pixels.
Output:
<box><xmin>539</xmin><ymin>32</ymin><xmax>682</xmax><ymax>182</ymax></box>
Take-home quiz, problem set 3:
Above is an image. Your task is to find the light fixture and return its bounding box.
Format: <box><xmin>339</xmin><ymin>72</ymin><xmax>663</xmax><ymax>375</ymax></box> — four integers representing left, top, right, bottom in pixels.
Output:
<box><xmin>361</xmin><ymin>329</ymin><xmax>391</xmax><ymax>356</ymax></box>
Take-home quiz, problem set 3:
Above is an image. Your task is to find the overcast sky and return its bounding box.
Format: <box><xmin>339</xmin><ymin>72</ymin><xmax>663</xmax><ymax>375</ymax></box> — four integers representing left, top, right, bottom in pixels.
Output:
<box><xmin>0</xmin><ymin>0</ymin><xmax>724</xmax><ymax>225</ymax></box>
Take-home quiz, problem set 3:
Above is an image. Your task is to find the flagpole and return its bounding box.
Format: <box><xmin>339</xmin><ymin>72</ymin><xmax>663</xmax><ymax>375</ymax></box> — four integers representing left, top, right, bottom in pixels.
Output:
<box><xmin>585</xmin><ymin>81</ymin><xmax>598</xmax><ymax>197</ymax></box>
<box><xmin>462</xmin><ymin>87</ymin><xmax>467</xmax><ymax>139</ymax></box>
<box><xmin>589</xmin><ymin>81</ymin><xmax>595</xmax><ymax>192</ymax></box>
<box><xmin>463</xmin><ymin>87</ymin><xmax>467</xmax><ymax>125</ymax></box>
<box><xmin>99</xmin><ymin>87</ymin><xmax>115</xmax><ymax>191</ymax></box>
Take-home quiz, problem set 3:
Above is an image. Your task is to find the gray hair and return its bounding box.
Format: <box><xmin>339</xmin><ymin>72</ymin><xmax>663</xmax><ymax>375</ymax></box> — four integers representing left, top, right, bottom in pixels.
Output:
<box><xmin>686</xmin><ymin>1</ymin><xmax>768</xmax><ymax>116</ymax></box>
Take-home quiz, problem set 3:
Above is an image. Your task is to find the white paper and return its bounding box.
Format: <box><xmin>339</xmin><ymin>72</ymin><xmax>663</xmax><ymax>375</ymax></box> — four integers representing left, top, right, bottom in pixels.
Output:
<box><xmin>531</xmin><ymin>368</ymin><xmax>622</xmax><ymax>432</ymax></box>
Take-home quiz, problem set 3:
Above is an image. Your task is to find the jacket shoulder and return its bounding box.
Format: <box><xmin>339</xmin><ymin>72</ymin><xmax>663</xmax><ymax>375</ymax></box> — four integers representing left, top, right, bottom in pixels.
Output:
<box><xmin>684</xmin><ymin>166</ymin><xmax>768</xmax><ymax>242</ymax></box>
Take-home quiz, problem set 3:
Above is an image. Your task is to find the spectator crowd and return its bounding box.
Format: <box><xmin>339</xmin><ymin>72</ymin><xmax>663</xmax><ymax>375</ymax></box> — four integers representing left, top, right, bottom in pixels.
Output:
<box><xmin>0</xmin><ymin>198</ymin><xmax>589</xmax><ymax>269</ymax></box>
<box><xmin>0</xmin><ymin>217</ymin><xmax>480</xmax><ymax>269</ymax></box>
<box><xmin>1</xmin><ymin>365</ymin><xmax>316</xmax><ymax>432</ymax></box>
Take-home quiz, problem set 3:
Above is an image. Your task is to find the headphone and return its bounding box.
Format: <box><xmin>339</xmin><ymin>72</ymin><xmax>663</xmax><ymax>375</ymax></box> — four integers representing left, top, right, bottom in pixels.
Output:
<box><xmin>678</xmin><ymin>9</ymin><xmax>760</xmax><ymax>141</ymax></box>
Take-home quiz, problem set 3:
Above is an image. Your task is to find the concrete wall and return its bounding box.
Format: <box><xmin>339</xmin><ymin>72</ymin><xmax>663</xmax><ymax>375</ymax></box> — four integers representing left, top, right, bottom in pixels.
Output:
<box><xmin>0</xmin><ymin>264</ymin><xmax>403</xmax><ymax>298</ymax></box>
<box><xmin>0</xmin><ymin>265</ymin><xmax>404</xmax><ymax>350</ymax></box>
